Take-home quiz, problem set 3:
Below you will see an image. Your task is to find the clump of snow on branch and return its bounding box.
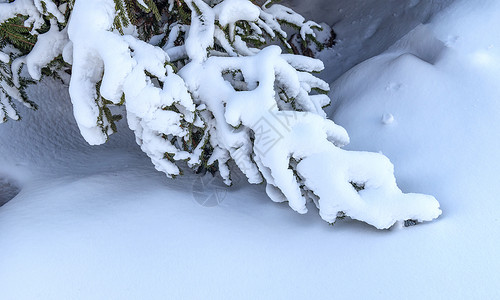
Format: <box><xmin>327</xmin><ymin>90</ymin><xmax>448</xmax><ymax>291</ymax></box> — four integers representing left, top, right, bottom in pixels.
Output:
<box><xmin>0</xmin><ymin>2</ymin><xmax>34</xmax><ymax>121</ymax></box>
<box><xmin>0</xmin><ymin>0</ymin><xmax>441</xmax><ymax>228</ymax></box>
<box><xmin>180</xmin><ymin>43</ymin><xmax>440</xmax><ymax>228</ymax></box>
<box><xmin>68</xmin><ymin>0</ymin><xmax>202</xmax><ymax>177</ymax></box>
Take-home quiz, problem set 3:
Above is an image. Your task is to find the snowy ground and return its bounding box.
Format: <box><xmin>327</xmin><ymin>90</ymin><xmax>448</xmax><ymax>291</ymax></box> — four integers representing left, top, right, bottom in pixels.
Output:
<box><xmin>2</xmin><ymin>0</ymin><xmax>500</xmax><ymax>299</ymax></box>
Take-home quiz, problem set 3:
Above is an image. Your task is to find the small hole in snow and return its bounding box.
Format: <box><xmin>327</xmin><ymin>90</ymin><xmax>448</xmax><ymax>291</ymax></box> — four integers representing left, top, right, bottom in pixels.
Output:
<box><xmin>0</xmin><ymin>177</ymin><xmax>21</xmax><ymax>207</ymax></box>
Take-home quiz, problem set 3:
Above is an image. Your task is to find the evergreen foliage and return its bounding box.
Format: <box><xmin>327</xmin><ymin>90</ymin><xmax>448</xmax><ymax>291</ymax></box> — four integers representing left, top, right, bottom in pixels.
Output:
<box><xmin>0</xmin><ymin>0</ymin><xmax>441</xmax><ymax>229</ymax></box>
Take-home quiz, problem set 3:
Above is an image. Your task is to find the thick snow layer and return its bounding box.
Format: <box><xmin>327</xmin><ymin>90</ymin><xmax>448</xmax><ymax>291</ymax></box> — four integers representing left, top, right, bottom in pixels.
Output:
<box><xmin>1</xmin><ymin>0</ymin><xmax>500</xmax><ymax>299</ymax></box>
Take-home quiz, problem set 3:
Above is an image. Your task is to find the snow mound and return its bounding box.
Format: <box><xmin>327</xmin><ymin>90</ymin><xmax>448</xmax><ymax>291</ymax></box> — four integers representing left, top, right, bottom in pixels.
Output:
<box><xmin>331</xmin><ymin>0</ymin><xmax>500</xmax><ymax>208</ymax></box>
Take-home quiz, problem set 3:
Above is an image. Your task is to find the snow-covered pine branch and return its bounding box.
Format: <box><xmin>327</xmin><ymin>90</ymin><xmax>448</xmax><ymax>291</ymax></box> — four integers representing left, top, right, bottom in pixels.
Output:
<box><xmin>0</xmin><ymin>0</ymin><xmax>442</xmax><ymax>229</ymax></box>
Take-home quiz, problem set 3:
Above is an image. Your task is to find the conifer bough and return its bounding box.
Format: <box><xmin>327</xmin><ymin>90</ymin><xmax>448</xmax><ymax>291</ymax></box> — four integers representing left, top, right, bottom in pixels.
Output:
<box><xmin>0</xmin><ymin>0</ymin><xmax>442</xmax><ymax>229</ymax></box>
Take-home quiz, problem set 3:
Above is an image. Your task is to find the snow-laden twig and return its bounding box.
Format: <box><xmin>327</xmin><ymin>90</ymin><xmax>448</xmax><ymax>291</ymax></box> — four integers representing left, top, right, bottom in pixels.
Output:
<box><xmin>180</xmin><ymin>46</ymin><xmax>441</xmax><ymax>228</ymax></box>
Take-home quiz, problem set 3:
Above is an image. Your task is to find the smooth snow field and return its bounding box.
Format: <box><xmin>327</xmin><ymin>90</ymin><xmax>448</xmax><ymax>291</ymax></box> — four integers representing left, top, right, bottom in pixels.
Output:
<box><xmin>1</xmin><ymin>0</ymin><xmax>500</xmax><ymax>299</ymax></box>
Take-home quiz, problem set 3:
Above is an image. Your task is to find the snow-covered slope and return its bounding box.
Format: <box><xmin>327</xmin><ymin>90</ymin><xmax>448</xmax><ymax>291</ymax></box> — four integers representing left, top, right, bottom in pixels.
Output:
<box><xmin>287</xmin><ymin>0</ymin><xmax>455</xmax><ymax>82</ymax></box>
<box><xmin>331</xmin><ymin>0</ymin><xmax>500</xmax><ymax>224</ymax></box>
<box><xmin>2</xmin><ymin>0</ymin><xmax>500</xmax><ymax>299</ymax></box>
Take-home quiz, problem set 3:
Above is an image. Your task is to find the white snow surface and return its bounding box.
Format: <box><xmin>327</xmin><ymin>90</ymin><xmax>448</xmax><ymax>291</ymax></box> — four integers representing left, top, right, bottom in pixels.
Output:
<box><xmin>2</xmin><ymin>0</ymin><xmax>500</xmax><ymax>299</ymax></box>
